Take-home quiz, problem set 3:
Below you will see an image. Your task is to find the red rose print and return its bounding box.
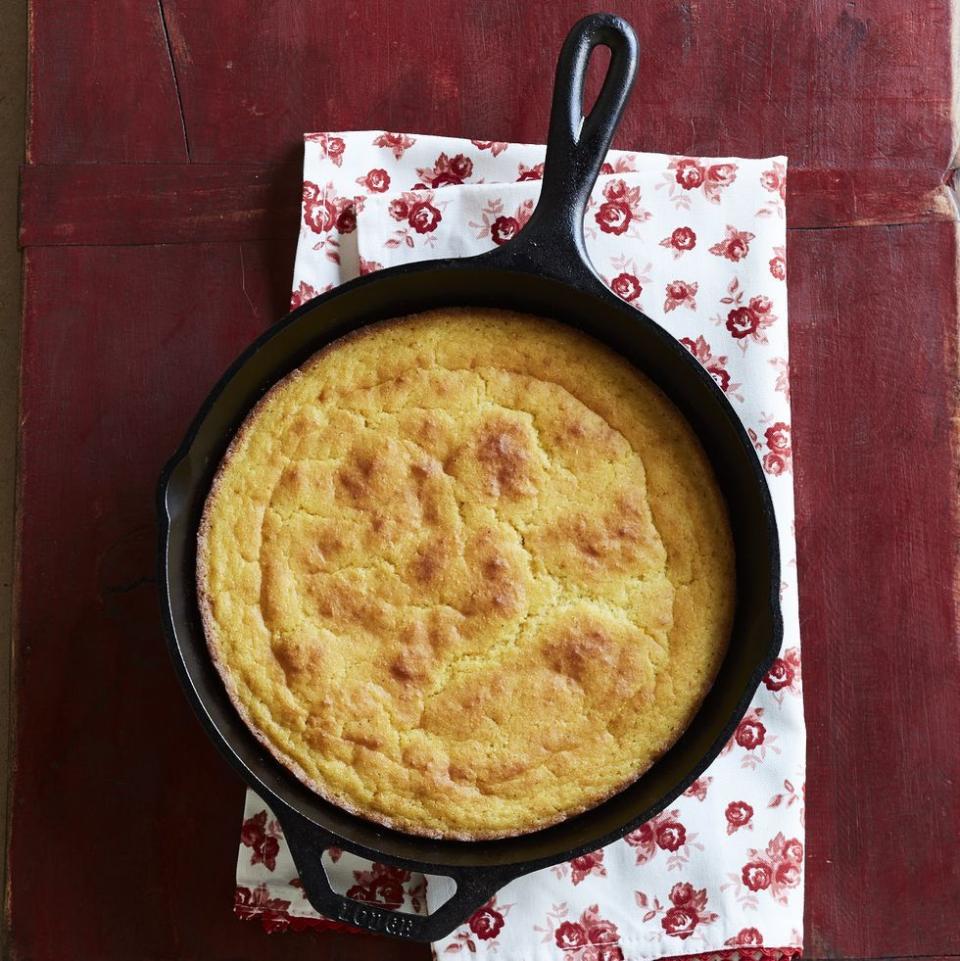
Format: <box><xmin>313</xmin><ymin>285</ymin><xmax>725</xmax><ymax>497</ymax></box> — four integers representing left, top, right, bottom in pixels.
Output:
<box><xmin>765</xmin><ymin>656</ymin><xmax>795</xmax><ymax>691</ymax></box>
<box><xmin>603</xmin><ymin>179</ymin><xmax>628</xmax><ymax>200</ymax></box>
<box><xmin>610</xmin><ymin>272</ymin><xmax>642</xmax><ymax>302</ymax></box>
<box><xmin>736</xmin><ymin>717</ymin><xmax>766</xmax><ymax>749</ymax></box>
<box><xmin>770</xmin><ymin>253</ymin><xmax>787</xmax><ymax>280</ymax></box>
<box><xmin>335</xmin><ymin>205</ymin><xmax>357</xmax><ymax>234</ymax></box>
<box><xmin>726</xmin><ymin>306</ymin><xmax>759</xmax><ymax>338</ymax></box>
<box><xmin>358</xmin><ymin>257</ymin><xmax>383</xmax><ymax>276</ymax></box>
<box><xmin>255</xmin><ymin>835</ymin><xmax>280</xmax><ymax>869</ymax></box>
<box><xmin>601</xmin><ymin>154</ymin><xmax>638</xmax><ymax>175</ymax></box>
<box><xmin>763</xmin><ymin>452</ymin><xmax>787</xmax><ymax>475</ymax></box>
<box><xmin>669</xmin><ymin>882</ymin><xmax>694</xmax><ymax>905</ymax></box>
<box><xmin>555</xmin><ymin>920</ymin><xmax>588</xmax><ymax>948</ymax></box>
<box><xmin>517</xmin><ymin>161</ymin><xmax>545</xmax><ymax>181</ymax></box>
<box><xmin>625</xmin><ymin>808</ymin><xmax>696</xmax><ymax>866</ymax></box>
<box><xmin>594</xmin><ymin>179</ymin><xmax>649</xmax><ymax>235</ymax></box>
<box><xmin>736</xmin><ymin>833</ymin><xmax>803</xmax><ymax>904</ymax></box>
<box><xmin>570</xmin><ymin>849</ymin><xmax>605</xmax><ymax>884</ymax></box>
<box><xmin>343</xmin><ymin>863</ymin><xmax>409</xmax><ymax>912</ymax></box>
<box><xmin>726</xmin><ymin>927</ymin><xmax>764</xmax><ymax>947</ymax></box>
<box><xmin>742</xmin><ymin>860</ymin><xmax>773</xmax><ymax>891</ymax></box>
<box><xmin>596</xmin><ymin>200</ymin><xmax>631</xmax><ymax>235</ymax></box>
<box><xmin>709</xmin><ymin>225</ymin><xmax>755</xmax><ymax>262</ymax></box>
<box><xmin>471</xmin><ymin>139</ymin><xmax>509</xmax><ymax>156</ymax></box>
<box><xmin>449</xmin><ymin>154</ymin><xmax>472</xmax><ymax>178</ymax></box>
<box><xmin>360</xmin><ymin>168</ymin><xmax>391</xmax><ymax>193</ymax></box>
<box><xmin>719</xmin><ymin>278</ymin><xmax>778</xmax><ymax>347</ymax></box>
<box><xmin>783</xmin><ymin>838</ymin><xmax>804</xmax><ymax>863</ymax></box>
<box><xmin>761</xmin><ymin>162</ymin><xmax>787</xmax><ymax>200</ymax></box>
<box><xmin>239</xmin><ymin>810</ymin><xmax>282</xmax><ymax>871</ymax></box>
<box><xmin>388</xmin><ymin>198</ymin><xmax>409</xmax><ymax>221</ymax></box>
<box><xmin>408</xmin><ymin>200</ymin><xmax>442</xmax><ymax>234</ymax></box>
<box><xmin>234</xmin><ymin>884</ymin><xmax>291</xmax><ymax>922</ymax></box>
<box><xmin>775</xmin><ymin>861</ymin><xmax>802</xmax><ymax>888</ymax></box>
<box><xmin>761</xmin><ymin>170</ymin><xmax>780</xmax><ymax>192</ymax></box>
<box><xmin>656</xmin><ymin>821</ymin><xmax>686</xmax><ymax>851</ymax></box>
<box><xmin>625</xmin><ymin>821</ymin><xmax>654</xmax><ymax>858</ymax></box>
<box><xmin>593</xmin><ymin>948</ymin><xmax>625</xmax><ymax>961</ymax></box>
<box><xmin>468</xmin><ymin>902</ymin><xmax>505</xmax><ymax>940</ymax></box>
<box><xmin>345</xmin><ymin>878</ymin><xmax>403</xmax><ymax>910</ymax></box>
<box><xmin>587</xmin><ymin>920</ymin><xmax>619</xmax><ymax>944</ymax></box>
<box><xmin>302</xmin><ymin>181</ymin><xmax>337</xmax><ymax>233</ymax></box>
<box><xmin>680</xmin><ymin>335</ymin><xmax>742</xmax><ymax>400</ymax></box>
<box><xmin>416</xmin><ymin>152</ymin><xmax>473</xmax><ymax>188</ymax></box>
<box><xmin>431</xmin><ymin>171</ymin><xmax>460</xmax><ymax>187</ymax></box>
<box><xmin>240</xmin><ymin>810</ymin><xmax>267</xmax><ymax>848</ymax></box>
<box><xmin>765</xmin><ymin>421</ymin><xmax>791</xmax><ymax>453</ymax></box>
<box><xmin>708</xmin><ymin>163</ymin><xmax>737</xmax><ymax>185</ymax></box>
<box><xmin>642</xmin><ymin>882</ymin><xmax>718</xmax><ymax>941</ymax></box>
<box><xmin>725</xmin><ymin>800</ymin><xmax>754</xmax><ymax>834</ymax></box>
<box><xmin>373</xmin><ymin>131</ymin><xmax>416</xmax><ymax>159</ymax></box>
<box><xmin>708</xmin><ymin>364</ymin><xmax>731</xmax><ymax>391</ymax></box>
<box><xmin>683</xmin><ymin>776</ymin><xmax>712</xmax><ymax>801</ymax></box>
<box><xmin>661</xmin><ymin>225</ymin><xmax>697</xmax><ymax>255</ymax></box>
<box><xmin>304</xmin><ymin>132</ymin><xmax>345</xmax><ymax>166</ymax></box>
<box><xmin>675</xmin><ymin>158</ymin><xmax>705</xmax><ymax>189</ymax></box>
<box><xmin>664</xmin><ymin>280</ymin><xmax>698</xmax><ymax>313</ymax></box>
<box><xmin>289</xmin><ymin>280</ymin><xmax>318</xmax><ymax>310</ymax></box>
<box><xmin>661</xmin><ymin>905</ymin><xmax>698</xmax><ymax>939</ymax></box>
<box><xmin>490</xmin><ymin>216</ymin><xmax>520</xmax><ymax>245</ymax></box>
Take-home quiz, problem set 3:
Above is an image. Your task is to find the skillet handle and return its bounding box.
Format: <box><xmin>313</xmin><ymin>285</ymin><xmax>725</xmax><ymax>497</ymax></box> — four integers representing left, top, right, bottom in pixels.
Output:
<box><xmin>274</xmin><ymin>805</ymin><xmax>521</xmax><ymax>942</ymax></box>
<box><xmin>479</xmin><ymin>13</ymin><xmax>639</xmax><ymax>285</ymax></box>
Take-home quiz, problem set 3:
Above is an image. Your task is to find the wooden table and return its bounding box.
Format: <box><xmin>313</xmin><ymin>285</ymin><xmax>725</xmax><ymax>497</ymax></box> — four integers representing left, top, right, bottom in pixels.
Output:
<box><xmin>10</xmin><ymin>2</ymin><xmax>960</xmax><ymax>959</ymax></box>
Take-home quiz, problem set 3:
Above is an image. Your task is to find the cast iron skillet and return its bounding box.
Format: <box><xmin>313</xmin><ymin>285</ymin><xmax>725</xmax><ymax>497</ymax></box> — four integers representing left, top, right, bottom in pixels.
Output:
<box><xmin>158</xmin><ymin>13</ymin><xmax>782</xmax><ymax>942</ymax></box>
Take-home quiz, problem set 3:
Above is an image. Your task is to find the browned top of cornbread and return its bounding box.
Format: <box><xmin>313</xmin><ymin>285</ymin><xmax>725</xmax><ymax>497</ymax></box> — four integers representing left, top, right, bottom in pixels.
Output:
<box><xmin>197</xmin><ymin>308</ymin><xmax>734</xmax><ymax>838</ymax></box>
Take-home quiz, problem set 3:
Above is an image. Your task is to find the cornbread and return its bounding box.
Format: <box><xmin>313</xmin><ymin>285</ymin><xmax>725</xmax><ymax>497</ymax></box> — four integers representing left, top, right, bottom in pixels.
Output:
<box><xmin>198</xmin><ymin>308</ymin><xmax>734</xmax><ymax>839</ymax></box>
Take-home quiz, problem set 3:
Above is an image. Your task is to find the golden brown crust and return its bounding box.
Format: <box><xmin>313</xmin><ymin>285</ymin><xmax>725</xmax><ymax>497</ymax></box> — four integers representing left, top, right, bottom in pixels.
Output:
<box><xmin>197</xmin><ymin>309</ymin><xmax>734</xmax><ymax>839</ymax></box>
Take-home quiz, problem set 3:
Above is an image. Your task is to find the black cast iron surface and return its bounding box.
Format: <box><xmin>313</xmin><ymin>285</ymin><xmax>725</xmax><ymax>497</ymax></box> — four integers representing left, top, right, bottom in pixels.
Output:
<box><xmin>158</xmin><ymin>13</ymin><xmax>782</xmax><ymax>941</ymax></box>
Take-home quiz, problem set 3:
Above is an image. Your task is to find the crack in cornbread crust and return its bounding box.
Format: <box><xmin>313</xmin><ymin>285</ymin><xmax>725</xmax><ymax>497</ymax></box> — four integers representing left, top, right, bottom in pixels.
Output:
<box><xmin>198</xmin><ymin>308</ymin><xmax>734</xmax><ymax>839</ymax></box>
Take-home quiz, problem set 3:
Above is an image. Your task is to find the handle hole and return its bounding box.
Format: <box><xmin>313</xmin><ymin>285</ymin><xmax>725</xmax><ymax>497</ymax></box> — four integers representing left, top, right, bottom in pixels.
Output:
<box><xmin>579</xmin><ymin>43</ymin><xmax>612</xmax><ymax>140</ymax></box>
<box><xmin>319</xmin><ymin>850</ymin><xmax>458</xmax><ymax>916</ymax></box>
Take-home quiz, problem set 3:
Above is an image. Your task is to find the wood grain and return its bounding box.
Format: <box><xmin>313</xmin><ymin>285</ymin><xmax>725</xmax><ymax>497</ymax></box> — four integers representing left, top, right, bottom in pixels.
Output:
<box><xmin>27</xmin><ymin>0</ymin><xmax>188</xmax><ymax>163</ymax></box>
<box><xmin>9</xmin><ymin>242</ymin><xmax>422</xmax><ymax>961</ymax></box>
<box><xmin>12</xmin><ymin>0</ymin><xmax>960</xmax><ymax>959</ymax></box>
<box><xmin>155</xmin><ymin>0</ymin><xmax>955</xmax><ymax>173</ymax></box>
<box><xmin>790</xmin><ymin>222</ymin><xmax>960</xmax><ymax>959</ymax></box>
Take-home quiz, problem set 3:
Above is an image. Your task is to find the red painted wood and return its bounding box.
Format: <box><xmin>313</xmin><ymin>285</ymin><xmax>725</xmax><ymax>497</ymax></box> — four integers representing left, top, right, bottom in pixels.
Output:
<box><xmin>9</xmin><ymin>242</ymin><xmax>422</xmax><ymax>961</ymax></box>
<box><xmin>18</xmin><ymin>162</ymin><xmax>957</xmax><ymax>248</ymax></box>
<box><xmin>27</xmin><ymin>0</ymin><xmax>188</xmax><ymax>163</ymax></box>
<box><xmin>161</xmin><ymin>0</ymin><xmax>953</xmax><ymax>175</ymax></box>
<box><xmin>789</xmin><ymin>223</ymin><xmax>960</xmax><ymax>959</ymax></box>
<box><xmin>12</xmin><ymin>0</ymin><xmax>960</xmax><ymax>959</ymax></box>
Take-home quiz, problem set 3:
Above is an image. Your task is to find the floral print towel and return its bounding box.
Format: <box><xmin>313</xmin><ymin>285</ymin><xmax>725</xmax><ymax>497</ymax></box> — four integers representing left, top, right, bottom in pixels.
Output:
<box><xmin>234</xmin><ymin>132</ymin><xmax>804</xmax><ymax>961</ymax></box>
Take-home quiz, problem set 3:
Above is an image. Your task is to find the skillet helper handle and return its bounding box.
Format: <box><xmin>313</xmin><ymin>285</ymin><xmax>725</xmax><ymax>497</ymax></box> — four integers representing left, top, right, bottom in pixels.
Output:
<box><xmin>274</xmin><ymin>806</ymin><xmax>518</xmax><ymax>942</ymax></box>
<box><xmin>483</xmin><ymin>13</ymin><xmax>639</xmax><ymax>283</ymax></box>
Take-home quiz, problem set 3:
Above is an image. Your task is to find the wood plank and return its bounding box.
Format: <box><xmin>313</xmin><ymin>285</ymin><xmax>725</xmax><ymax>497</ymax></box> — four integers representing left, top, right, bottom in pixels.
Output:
<box><xmin>790</xmin><ymin>222</ymin><xmax>960</xmax><ymax>959</ymax></box>
<box><xmin>9</xmin><ymin>241</ymin><xmax>424</xmax><ymax>961</ymax></box>
<box><xmin>27</xmin><ymin>0</ymin><xmax>188</xmax><ymax>163</ymax></box>
<box><xmin>18</xmin><ymin>162</ymin><xmax>958</xmax><ymax>249</ymax></box>
<box><xmin>161</xmin><ymin>0</ymin><xmax>954</xmax><ymax>174</ymax></box>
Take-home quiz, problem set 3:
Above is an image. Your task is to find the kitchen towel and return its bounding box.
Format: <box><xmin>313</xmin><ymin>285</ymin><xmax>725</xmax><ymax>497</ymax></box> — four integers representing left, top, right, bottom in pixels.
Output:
<box><xmin>234</xmin><ymin>131</ymin><xmax>804</xmax><ymax>961</ymax></box>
